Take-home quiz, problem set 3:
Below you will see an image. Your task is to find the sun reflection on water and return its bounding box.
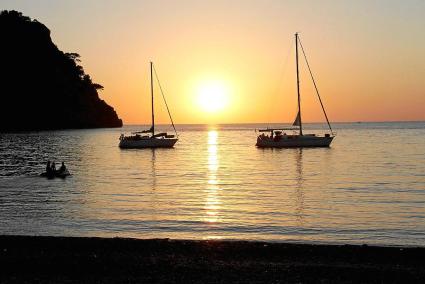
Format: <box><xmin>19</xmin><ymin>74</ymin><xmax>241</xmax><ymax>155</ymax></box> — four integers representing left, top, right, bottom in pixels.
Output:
<box><xmin>203</xmin><ymin>130</ymin><xmax>222</xmax><ymax>230</ymax></box>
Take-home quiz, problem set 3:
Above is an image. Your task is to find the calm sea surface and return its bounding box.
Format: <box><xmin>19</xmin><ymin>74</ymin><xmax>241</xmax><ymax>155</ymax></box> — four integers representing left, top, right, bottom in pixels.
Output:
<box><xmin>0</xmin><ymin>122</ymin><xmax>424</xmax><ymax>246</ymax></box>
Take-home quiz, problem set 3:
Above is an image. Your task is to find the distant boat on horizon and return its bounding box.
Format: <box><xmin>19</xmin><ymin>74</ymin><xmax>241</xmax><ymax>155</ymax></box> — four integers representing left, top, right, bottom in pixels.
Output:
<box><xmin>256</xmin><ymin>33</ymin><xmax>335</xmax><ymax>148</ymax></box>
<box><xmin>119</xmin><ymin>62</ymin><xmax>178</xmax><ymax>148</ymax></box>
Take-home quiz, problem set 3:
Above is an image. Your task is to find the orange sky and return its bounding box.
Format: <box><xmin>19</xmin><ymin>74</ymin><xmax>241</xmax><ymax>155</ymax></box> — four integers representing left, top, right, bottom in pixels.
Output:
<box><xmin>3</xmin><ymin>0</ymin><xmax>425</xmax><ymax>124</ymax></box>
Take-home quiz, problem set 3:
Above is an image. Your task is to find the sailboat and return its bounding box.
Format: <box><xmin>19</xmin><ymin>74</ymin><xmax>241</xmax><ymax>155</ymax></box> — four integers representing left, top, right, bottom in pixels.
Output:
<box><xmin>119</xmin><ymin>62</ymin><xmax>178</xmax><ymax>148</ymax></box>
<box><xmin>256</xmin><ymin>33</ymin><xmax>335</xmax><ymax>148</ymax></box>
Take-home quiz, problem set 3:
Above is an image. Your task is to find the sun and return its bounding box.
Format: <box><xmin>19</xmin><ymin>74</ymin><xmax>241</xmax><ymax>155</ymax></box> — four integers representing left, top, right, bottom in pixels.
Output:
<box><xmin>197</xmin><ymin>81</ymin><xmax>229</xmax><ymax>113</ymax></box>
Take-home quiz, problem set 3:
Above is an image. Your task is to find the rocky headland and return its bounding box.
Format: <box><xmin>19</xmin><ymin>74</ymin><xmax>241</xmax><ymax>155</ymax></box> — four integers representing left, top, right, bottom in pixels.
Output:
<box><xmin>0</xmin><ymin>10</ymin><xmax>122</xmax><ymax>131</ymax></box>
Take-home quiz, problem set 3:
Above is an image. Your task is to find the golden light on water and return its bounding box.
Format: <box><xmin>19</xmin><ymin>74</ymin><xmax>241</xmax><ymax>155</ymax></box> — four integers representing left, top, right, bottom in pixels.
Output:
<box><xmin>207</xmin><ymin>131</ymin><xmax>219</xmax><ymax>172</ymax></box>
<box><xmin>204</xmin><ymin>130</ymin><xmax>221</xmax><ymax>226</ymax></box>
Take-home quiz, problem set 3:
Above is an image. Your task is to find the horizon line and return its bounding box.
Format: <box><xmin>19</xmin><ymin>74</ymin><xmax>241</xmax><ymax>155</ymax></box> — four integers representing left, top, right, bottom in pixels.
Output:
<box><xmin>122</xmin><ymin>120</ymin><xmax>425</xmax><ymax>126</ymax></box>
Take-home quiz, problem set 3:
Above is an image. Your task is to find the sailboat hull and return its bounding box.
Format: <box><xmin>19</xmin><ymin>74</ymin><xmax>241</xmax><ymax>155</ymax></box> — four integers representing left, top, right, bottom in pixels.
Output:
<box><xmin>119</xmin><ymin>138</ymin><xmax>178</xmax><ymax>149</ymax></box>
<box><xmin>256</xmin><ymin>135</ymin><xmax>333</xmax><ymax>148</ymax></box>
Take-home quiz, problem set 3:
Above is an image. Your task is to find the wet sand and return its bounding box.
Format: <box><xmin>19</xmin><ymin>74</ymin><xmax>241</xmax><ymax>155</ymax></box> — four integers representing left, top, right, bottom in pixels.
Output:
<box><xmin>1</xmin><ymin>235</ymin><xmax>424</xmax><ymax>283</ymax></box>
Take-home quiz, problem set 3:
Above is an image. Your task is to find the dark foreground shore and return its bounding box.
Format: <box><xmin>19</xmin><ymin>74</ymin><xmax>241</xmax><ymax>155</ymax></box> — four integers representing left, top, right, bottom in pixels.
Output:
<box><xmin>1</xmin><ymin>235</ymin><xmax>424</xmax><ymax>283</ymax></box>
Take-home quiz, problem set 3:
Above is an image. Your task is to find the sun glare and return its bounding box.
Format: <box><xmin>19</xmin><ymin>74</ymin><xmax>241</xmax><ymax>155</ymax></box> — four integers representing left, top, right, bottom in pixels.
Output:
<box><xmin>197</xmin><ymin>81</ymin><xmax>229</xmax><ymax>113</ymax></box>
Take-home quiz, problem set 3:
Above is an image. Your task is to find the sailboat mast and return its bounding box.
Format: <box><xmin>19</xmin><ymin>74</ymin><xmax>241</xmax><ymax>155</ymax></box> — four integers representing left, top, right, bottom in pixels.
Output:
<box><xmin>295</xmin><ymin>33</ymin><xmax>303</xmax><ymax>135</ymax></box>
<box><xmin>150</xmin><ymin>61</ymin><xmax>155</xmax><ymax>135</ymax></box>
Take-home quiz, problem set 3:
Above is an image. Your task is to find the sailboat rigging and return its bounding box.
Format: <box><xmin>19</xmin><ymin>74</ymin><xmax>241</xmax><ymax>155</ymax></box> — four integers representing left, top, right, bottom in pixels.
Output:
<box><xmin>256</xmin><ymin>33</ymin><xmax>335</xmax><ymax>148</ymax></box>
<box><xmin>119</xmin><ymin>62</ymin><xmax>178</xmax><ymax>148</ymax></box>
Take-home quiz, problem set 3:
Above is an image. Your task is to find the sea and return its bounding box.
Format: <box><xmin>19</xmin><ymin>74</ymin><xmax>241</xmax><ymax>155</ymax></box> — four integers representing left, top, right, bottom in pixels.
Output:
<box><xmin>0</xmin><ymin>122</ymin><xmax>424</xmax><ymax>246</ymax></box>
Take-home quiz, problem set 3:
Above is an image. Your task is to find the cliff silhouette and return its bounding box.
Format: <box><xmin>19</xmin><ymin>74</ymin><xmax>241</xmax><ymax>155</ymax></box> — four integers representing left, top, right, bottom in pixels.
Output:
<box><xmin>0</xmin><ymin>10</ymin><xmax>122</xmax><ymax>131</ymax></box>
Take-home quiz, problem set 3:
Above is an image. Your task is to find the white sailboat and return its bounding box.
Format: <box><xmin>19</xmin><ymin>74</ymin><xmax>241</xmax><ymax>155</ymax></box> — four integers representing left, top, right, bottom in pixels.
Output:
<box><xmin>256</xmin><ymin>33</ymin><xmax>335</xmax><ymax>148</ymax></box>
<box><xmin>119</xmin><ymin>62</ymin><xmax>178</xmax><ymax>149</ymax></box>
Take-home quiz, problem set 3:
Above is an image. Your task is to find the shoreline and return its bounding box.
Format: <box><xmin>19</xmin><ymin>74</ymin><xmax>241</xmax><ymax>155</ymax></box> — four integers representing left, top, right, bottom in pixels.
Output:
<box><xmin>1</xmin><ymin>235</ymin><xmax>424</xmax><ymax>283</ymax></box>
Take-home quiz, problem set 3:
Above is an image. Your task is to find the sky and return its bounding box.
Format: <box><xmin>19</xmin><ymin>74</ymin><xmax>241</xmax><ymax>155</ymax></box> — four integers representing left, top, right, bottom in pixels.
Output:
<box><xmin>2</xmin><ymin>0</ymin><xmax>425</xmax><ymax>124</ymax></box>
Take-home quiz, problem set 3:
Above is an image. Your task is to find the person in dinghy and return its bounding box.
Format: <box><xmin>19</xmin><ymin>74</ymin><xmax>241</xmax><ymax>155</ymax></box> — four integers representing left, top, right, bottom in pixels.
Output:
<box><xmin>41</xmin><ymin>161</ymin><xmax>70</xmax><ymax>178</ymax></box>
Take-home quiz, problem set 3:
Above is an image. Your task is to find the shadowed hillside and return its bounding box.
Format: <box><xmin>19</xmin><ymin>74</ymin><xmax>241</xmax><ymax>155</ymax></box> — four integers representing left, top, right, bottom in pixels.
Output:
<box><xmin>0</xmin><ymin>10</ymin><xmax>122</xmax><ymax>131</ymax></box>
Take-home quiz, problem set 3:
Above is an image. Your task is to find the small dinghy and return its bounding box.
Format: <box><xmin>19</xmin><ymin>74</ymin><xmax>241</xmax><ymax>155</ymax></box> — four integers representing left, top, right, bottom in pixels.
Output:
<box><xmin>40</xmin><ymin>169</ymin><xmax>70</xmax><ymax>179</ymax></box>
